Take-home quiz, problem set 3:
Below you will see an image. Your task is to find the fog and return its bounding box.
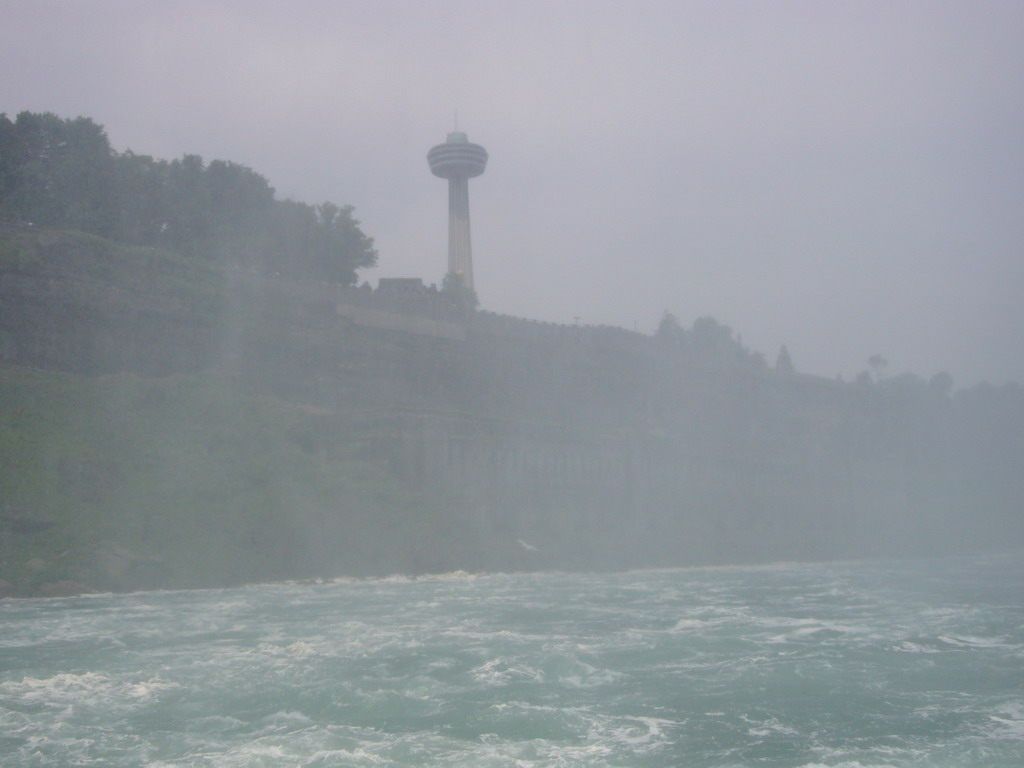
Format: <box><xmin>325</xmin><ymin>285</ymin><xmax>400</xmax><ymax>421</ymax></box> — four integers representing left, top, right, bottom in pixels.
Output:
<box><xmin>3</xmin><ymin>0</ymin><xmax>1022</xmax><ymax>386</ymax></box>
<box><xmin>4</xmin><ymin>16</ymin><xmax>1024</xmax><ymax>766</ymax></box>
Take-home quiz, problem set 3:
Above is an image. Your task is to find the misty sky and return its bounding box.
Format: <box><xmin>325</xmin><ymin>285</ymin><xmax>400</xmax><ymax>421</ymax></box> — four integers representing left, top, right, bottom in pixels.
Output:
<box><xmin>3</xmin><ymin>1</ymin><xmax>1023</xmax><ymax>386</ymax></box>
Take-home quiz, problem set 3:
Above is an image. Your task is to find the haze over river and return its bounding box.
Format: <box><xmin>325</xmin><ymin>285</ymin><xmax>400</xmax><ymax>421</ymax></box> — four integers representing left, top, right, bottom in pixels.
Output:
<box><xmin>2</xmin><ymin>552</ymin><xmax>1023</xmax><ymax>767</ymax></box>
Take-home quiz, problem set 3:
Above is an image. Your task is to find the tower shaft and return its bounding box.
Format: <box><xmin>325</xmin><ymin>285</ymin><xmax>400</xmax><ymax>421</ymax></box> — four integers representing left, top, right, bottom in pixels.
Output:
<box><xmin>447</xmin><ymin>175</ymin><xmax>473</xmax><ymax>290</ymax></box>
<box><xmin>428</xmin><ymin>131</ymin><xmax>488</xmax><ymax>294</ymax></box>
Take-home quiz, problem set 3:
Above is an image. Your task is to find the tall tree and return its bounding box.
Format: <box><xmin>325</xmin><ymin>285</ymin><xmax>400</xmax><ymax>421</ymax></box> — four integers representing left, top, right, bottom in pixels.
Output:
<box><xmin>311</xmin><ymin>202</ymin><xmax>377</xmax><ymax>284</ymax></box>
<box><xmin>0</xmin><ymin>112</ymin><xmax>115</xmax><ymax>233</ymax></box>
<box><xmin>440</xmin><ymin>270</ymin><xmax>479</xmax><ymax>312</ymax></box>
<box><xmin>775</xmin><ymin>344</ymin><xmax>795</xmax><ymax>374</ymax></box>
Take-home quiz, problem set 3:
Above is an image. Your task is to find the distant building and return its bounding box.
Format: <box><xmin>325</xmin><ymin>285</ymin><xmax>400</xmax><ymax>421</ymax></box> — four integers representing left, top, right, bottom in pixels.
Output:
<box><xmin>427</xmin><ymin>131</ymin><xmax>488</xmax><ymax>292</ymax></box>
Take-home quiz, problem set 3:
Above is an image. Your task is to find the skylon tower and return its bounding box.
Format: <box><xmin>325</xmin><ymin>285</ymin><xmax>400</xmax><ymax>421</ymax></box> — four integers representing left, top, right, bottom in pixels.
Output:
<box><xmin>428</xmin><ymin>131</ymin><xmax>488</xmax><ymax>291</ymax></box>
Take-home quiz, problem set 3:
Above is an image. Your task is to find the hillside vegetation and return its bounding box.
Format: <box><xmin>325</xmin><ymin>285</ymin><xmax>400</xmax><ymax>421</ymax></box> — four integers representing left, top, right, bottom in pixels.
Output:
<box><xmin>1</xmin><ymin>112</ymin><xmax>1022</xmax><ymax>596</ymax></box>
<box><xmin>0</xmin><ymin>364</ymin><xmax>490</xmax><ymax>596</ymax></box>
<box><xmin>0</xmin><ymin>111</ymin><xmax>376</xmax><ymax>283</ymax></box>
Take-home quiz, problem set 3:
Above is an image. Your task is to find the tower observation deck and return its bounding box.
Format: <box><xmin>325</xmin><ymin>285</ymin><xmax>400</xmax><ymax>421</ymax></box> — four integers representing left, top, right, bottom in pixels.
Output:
<box><xmin>428</xmin><ymin>131</ymin><xmax>488</xmax><ymax>292</ymax></box>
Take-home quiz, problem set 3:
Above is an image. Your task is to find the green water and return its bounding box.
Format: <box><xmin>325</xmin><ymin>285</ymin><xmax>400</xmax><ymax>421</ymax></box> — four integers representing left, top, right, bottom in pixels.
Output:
<box><xmin>2</xmin><ymin>554</ymin><xmax>1023</xmax><ymax>766</ymax></box>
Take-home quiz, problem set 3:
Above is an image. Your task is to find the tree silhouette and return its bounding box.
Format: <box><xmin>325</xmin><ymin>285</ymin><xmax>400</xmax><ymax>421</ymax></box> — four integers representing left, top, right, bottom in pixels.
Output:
<box><xmin>0</xmin><ymin>111</ymin><xmax>377</xmax><ymax>285</ymax></box>
<box><xmin>775</xmin><ymin>344</ymin><xmax>795</xmax><ymax>374</ymax></box>
<box><xmin>868</xmin><ymin>354</ymin><xmax>888</xmax><ymax>381</ymax></box>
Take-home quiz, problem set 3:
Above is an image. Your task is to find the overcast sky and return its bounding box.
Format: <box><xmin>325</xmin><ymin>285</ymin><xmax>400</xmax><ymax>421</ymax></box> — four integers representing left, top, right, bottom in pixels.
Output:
<box><xmin>3</xmin><ymin>1</ymin><xmax>1022</xmax><ymax>386</ymax></box>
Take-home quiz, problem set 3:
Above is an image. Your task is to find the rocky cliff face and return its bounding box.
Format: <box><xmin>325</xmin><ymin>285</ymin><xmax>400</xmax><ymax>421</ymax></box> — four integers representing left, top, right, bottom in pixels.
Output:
<box><xmin>2</xmin><ymin>226</ymin><xmax>1021</xmax><ymax>595</ymax></box>
<box><xmin>0</xmin><ymin>226</ymin><xmax>220</xmax><ymax>376</ymax></box>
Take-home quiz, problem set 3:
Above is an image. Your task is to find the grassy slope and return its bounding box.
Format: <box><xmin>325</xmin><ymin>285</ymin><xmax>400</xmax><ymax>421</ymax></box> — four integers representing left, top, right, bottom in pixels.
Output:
<box><xmin>0</xmin><ymin>365</ymin><xmax>485</xmax><ymax>595</ymax></box>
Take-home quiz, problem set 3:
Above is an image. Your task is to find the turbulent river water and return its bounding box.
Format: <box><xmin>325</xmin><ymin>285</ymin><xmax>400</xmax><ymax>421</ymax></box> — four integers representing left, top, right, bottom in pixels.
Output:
<box><xmin>2</xmin><ymin>553</ymin><xmax>1023</xmax><ymax>767</ymax></box>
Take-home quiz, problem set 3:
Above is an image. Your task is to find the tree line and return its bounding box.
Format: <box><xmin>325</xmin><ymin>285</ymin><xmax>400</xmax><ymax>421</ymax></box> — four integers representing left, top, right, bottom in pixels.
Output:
<box><xmin>0</xmin><ymin>111</ymin><xmax>376</xmax><ymax>284</ymax></box>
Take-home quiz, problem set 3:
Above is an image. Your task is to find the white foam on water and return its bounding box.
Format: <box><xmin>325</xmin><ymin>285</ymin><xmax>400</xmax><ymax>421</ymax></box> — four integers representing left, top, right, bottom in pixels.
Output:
<box><xmin>609</xmin><ymin>715</ymin><xmax>677</xmax><ymax>746</ymax></box>
<box><xmin>191</xmin><ymin>714</ymin><xmax>248</xmax><ymax>732</ymax></box>
<box><xmin>743</xmin><ymin>716</ymin><xmax>800</xmax><ymax>738</ymax></box>
<box><xmin>892</xmin><ymin>640</ymin><xmax>941</xmax><ymax>654</ymax></box>
<box><xmin>471</xmin><ymin>656</ymin><xmax>546</xmax><ymax>686</ymax></box>
<box><xmin>936</xmin><ymin>634</ymin><xmax>1012</xmax><ymax>649</ymax></box>
<box><xmin>558</xmin><ymin>660</ymin><xmax>623</xmax><ymax>689</ymax></box>
<box><xmin>983</xmin><ymin>700</ymin><xmax>1024</xmax><ymax>740</ymax></box>
<box><xmin>3</xmin><ymin>553</ymin><xmax>1024</xmax><ymax>767</ymax></box>
<box><xmin>669</xmin><ymin>617</ymin><xmax>708</xmax><ymax>632</ymax></box>
<box><xmin>0</xmin><ymin>671</ymin><xmax>178</xmax><ymax>711</ymax></box>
